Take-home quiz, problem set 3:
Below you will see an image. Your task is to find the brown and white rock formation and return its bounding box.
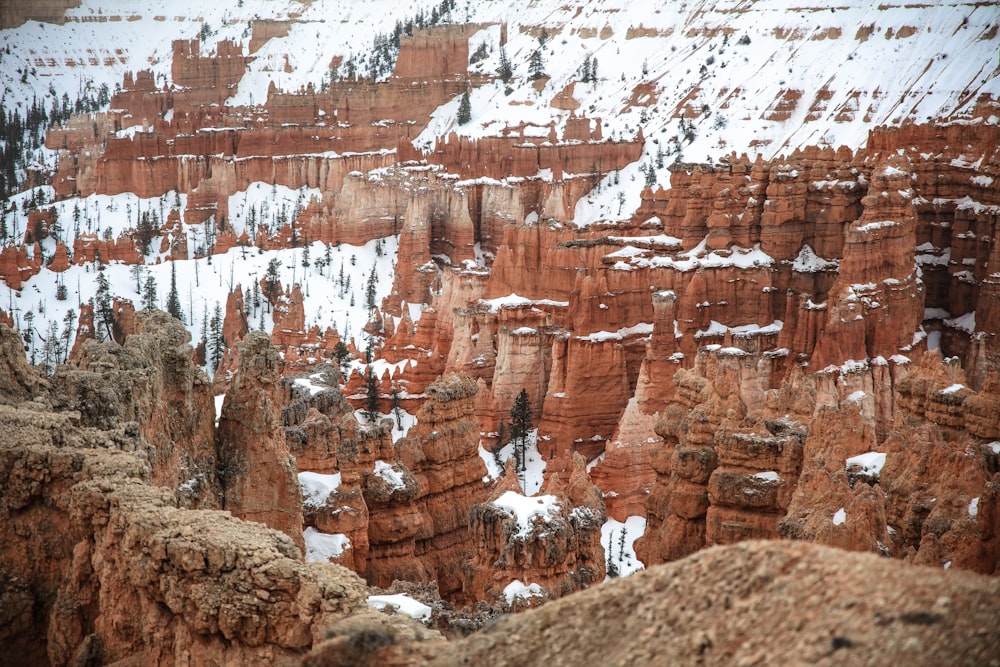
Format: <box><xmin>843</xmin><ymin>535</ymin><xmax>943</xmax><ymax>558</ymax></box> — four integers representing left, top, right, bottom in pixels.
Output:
<box><xmin>51</xmin><ymin>310</ymin><xmax>219</xmax><ymax>508</ymax></box>
<box><xmin>466</xmin><ymin>454</ymin><xmax>606</xmax><ymax>605</ymax></box>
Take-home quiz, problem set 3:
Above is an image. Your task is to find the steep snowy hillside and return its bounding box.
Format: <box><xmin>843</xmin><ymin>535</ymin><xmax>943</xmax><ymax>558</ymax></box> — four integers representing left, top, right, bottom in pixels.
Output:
<box><xmin>1</xmin><ymin>0</ymin><xmax>998</xmax><ymax>382</ymax></box>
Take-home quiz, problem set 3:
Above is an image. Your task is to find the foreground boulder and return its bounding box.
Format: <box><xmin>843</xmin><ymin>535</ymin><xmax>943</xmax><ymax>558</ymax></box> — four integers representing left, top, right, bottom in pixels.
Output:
<box><xmin>305</xmin><ymin>540</ymin><xmax>1000</xmax><ymax>666</ymax></box>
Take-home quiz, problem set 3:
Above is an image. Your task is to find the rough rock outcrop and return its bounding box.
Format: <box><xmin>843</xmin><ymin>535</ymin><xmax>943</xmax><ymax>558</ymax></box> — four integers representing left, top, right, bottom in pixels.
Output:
<box><xmin>51</xmin><ymin>310</ymin><xmax>218</xmax><ymax>508</ymax></box>
<box><xmin>0</xmin><ymin>319</ymin><xmax>406</xmax><ymax>666</ymax></box>
<box><xmin>216</xmin><ymin>331</ymin><xmax>305</xmax><ymax>552</ymax></box>
<box><xmin>321</xmin><ymin>541</ymin><xmax>1000</xmax><ymax>667</ymax></box>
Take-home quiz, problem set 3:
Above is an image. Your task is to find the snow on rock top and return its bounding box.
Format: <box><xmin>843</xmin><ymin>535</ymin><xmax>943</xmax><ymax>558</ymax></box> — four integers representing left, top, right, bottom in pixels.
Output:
<box><xmin>303</xmin><ymin>527</ymin><xmax>351</xmax><ymax>562</ymax></box>
<box><xmin>480</xmin><ymin>293</ymin><xmax>569</xmax><ymax>312</ymax></box>
<box><xmin>503</xmin><ymin>580</ymin><xmax>545</xmax><ymax>605</ymax></box>
<box><xmin>846</xmin><ymin>452</ymin><xmax>887</xmax><ymax>477</ymax></box>
<box><xmin>298</xmin><ymin>471</ymin><xmax>342</xmax><ymax>510</ymax></box>
<box><xmin>373</xmin><ymin>460</ymin><xmax>406</xmax><ymax>491</ymax></box>
<box><xmin>493</xmin><ymin>491</ymin><xmax>560</xmax><ymax>538</ymax></box>
<box><xmin>791</xmin><ymin>245</ymin><xmax>839</xmax><ymax>273</ymax></box>
<box><xmin>366</xmin><ymin>594</ymin><xmax>433</xmax><ymax>622</ymax></box>
<box><xmin>855</xmin><ymin>220</ymin><xmax>900</xmax><ymax>233</ymax></box>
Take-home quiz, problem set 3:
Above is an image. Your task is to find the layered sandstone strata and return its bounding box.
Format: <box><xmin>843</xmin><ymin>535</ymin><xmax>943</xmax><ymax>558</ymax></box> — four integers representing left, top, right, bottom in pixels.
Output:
<box><xmin>466</xmin><ymin>454</ymin><xmax>606</xmax><ymax>604</ymax></box>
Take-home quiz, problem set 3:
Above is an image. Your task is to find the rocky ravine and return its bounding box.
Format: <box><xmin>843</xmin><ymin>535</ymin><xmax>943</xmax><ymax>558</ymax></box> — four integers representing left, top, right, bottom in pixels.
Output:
<box><xmin>2</xmin><ymin>2</ymin><xmax>1000</xmax><ymax>661</ymax></box>
<box><xmin>4</xmin><ymin>316</ymin><xmax>998</xmax><ymax>664</ymax></box>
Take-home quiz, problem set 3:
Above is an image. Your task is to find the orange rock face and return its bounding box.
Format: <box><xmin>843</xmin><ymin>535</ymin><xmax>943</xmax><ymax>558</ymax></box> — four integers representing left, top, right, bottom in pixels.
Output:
<box><xmin>282</xmin><ymin>371</ymin><xmax>490</xmax><ymax>603</ymax></box>
<box><xmin>216</xmin><ymin>331</ymin><xmax>305</xmax><ymax>552</ymax></box>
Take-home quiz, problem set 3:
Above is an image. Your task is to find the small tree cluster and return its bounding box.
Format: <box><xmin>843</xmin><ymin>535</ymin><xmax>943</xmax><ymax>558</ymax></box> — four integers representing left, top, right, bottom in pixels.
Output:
<box><xmin>497</xmin><ymin>45</ymin><xmax>513</xmax><ymax>83</ymax></box>
<box><xmin>679</xmin><ymin>117</ymin><xmax>696</xmax><ymax>144</ymax></box>
<box><xmin>469</xmin><ymin>41</ymin><xmax>489</xmax><ymax>64</ymax></box>
<box><xmin>639</xmin><ymin>162</ymin><xmax>658</xmax><ymax>189</ymax></box>
<box><xmin>528</xmin><ymin>49</ymin><xmax>546</xmax><ymax>80</ymax></box>
<box><xmin>509</xmin><ymin>389</ymin><xmax>532</xmax><ymax>489</ymax></box>
<box><xmin>578</xmin><ymin>53</ymin><xmax>598</xmax><ymax>83</ymax></box>
<box><xmin>457</xmin><ymin>89</ymin><xmax>472</xmax><ymax>125</ymax></box>
<box><xmin>605</xmin><ymin>526</ymin><xmax>629</xmax><ymax>578</ymax></box>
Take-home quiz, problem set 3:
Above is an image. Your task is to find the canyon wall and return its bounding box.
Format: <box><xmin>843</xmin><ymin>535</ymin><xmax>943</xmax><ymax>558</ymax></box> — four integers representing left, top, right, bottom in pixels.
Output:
<box><xmin>0</xmin><ymin>321</ymin><xmax>438</xmax><ymax>666</ymax></box>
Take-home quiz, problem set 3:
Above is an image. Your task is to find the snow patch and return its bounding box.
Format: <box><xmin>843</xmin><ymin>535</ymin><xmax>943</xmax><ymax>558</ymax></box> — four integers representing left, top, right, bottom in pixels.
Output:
<box><xmin>846</xmin><ymin>452</ymin><xmax>887</xmax><ymax>477</ymax></box>
<box><xmin>366</xmin><ymin>594</ymin><xmax>432</xmax><ymax>622</ymax></box>
<box><xmin>298</xmin><ymin>471</ymin><xmax>342</xmax><ymax>510</ymax></box>
<box><xmin>832</xmin><ymin>508</ymin><xmax>846</xmax><ymax>526</ymax></box>
<box><xmin>303</xmin><ymin>527</ymin><xmax>350</xmax><ymax>563</ymax></box>
<box><xmin>969</xmin><ymin>497</ymin><xmax>980</xmax><ymax>519</ymax></box>
<box><xmin>373</xmin><ymin>460</ymin><xmax>406</xmax><ymax>491</ymax></box>
<box><xmin>503</xmin><ymin>580</ymin><xmax>545</xmax><ymax>605</ymax></box>
<box><xmin>493</xmin><ymin>491</ymin><xmax>560</xmax><ymax>538</ymax></box>
<box><xmin>791</xmin><ymin>244</ymin><xmax>838</xmax><ymax>272</ymax></box>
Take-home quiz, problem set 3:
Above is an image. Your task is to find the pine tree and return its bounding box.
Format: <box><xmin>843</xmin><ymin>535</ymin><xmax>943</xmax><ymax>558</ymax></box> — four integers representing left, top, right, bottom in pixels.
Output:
<box><xmin>22</xmin><ymin>310</ymin><xmax>35</xmax><ymax>364</ymax></box>
<box><xmin>208</xmin><ymin>301</ymin><xmax>225</xmax><ymax>371</ymax></box>
<box><xmin>333</xmin><ymin>340</ymin><xmax>352</xmax><ymax>381</ymax></box>
<box><xmin>263</xmin><ymin>257</ymin><xmax>281</xmax><ymax>311</ymax></box>
<box><xmin>605</xmin><ymin>531</ymin><xmax>620</xmax><ymax>578</ymax></box>
<box><xmin>60</xmin><ymin>308</ymin><xmax>76</xmax><ymax>363</ymax></box>
<box><xmin>166</xmin><ymin>262</ymin><xmax>184</xmax><ymax>321</ymax></box>
<box><xmin>457</xmin><ymin>89</ymin><xmax>471</xmax><ymax>125</ymax></box>
<box><xmin>42</xmin><ymin>318</ymin><xmax>61</xmax><ymax>376</ymax></box>
<box><xmin>94</xmin><ymin>262</ymin><xmax>114</xmax><ymax>341</ymax></box>
<box><xmin>365</xmin><ymin>266</ymin><xmax>379</xmax><ymax>314</ymax></box>
<box><xmin>130</xmin><ymin>263</ymin><xmax>144</xmax><ymax>294</ymax></box>
<box><xmin>55</xmin><ymin>276</ymin><xmax>67</xmax><ymax>301</ymax></box>
<box><xmin>509</xmin><ymin>388</ymin><xmax>532</xmax><ymax>485</ymax></box>
<box><xmin>142</xmin><ymin>274</ymin><xmax>157</xmax><ymax>310</ymax></box>
<box><xmin>364</xmin><ymin>367</ymin><xmax>380</xmax><ymax>422</ymax></box>
<box><xmin>497</xmin><ymin>45</ymin><xmax>512</xmax><ymax>83</ymax></box>
<box><xmin>528</xmin><ymin>49</ymin><xmax>546</xmax><ymax>80</ymax></box>
<box><xmin>390</xmin><ymin>384</ymin><xmax>404</xmax><ymax>430</ymax></box>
